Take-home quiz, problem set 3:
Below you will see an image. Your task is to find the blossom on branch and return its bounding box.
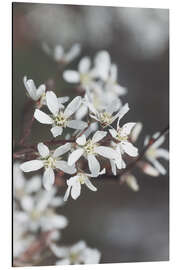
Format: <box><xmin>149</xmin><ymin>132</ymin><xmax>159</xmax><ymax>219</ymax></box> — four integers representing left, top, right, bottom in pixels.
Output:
<box><xmin>23</xmin><ymin>76</ymin><xmax>46</xmax><ymax>104</ymax></box>
<box><xmin>64</xmin><ymin>169</ymin><xmax>105</xmax><ymax>201</ymax></box>
<box><xmin>68</xmin><ymin>131</ymin><xmax>119</xmax><ymax>177</ymax></box>
<box><xmin>50</xmin><ymin>240</ymin><xmax>101</xmax><ymax>265</ymax></box>
<box><xmin>20</xmin><ymin>142</ymin><xmax>76</xmax><ymax>190</ymax></box>
<box><xmin>145</xmin><ymin>132</ymin><xmax>169</xmax><ymax>175</ymax></box>
<box><xmin>34</xmin><ymin>91</ymin><xmax>87</xmax><ymax>137</ymax></box>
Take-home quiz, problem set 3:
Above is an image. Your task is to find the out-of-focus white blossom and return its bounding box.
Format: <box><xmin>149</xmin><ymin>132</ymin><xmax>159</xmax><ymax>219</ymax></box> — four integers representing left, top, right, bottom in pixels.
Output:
<box><xmin>68</xmin><ymin>131</ymin><xmax>119</xmax><ymax>177</ymax></box>
<box><xmin>64</xmin><ymin>169</ymin><xmax>105</xmax><ymax>201</ymax></box>
<box><xmin>145</xmin><ymin>132</ymin><xmax>169</xmax><ymax>175</ymax></box>
<box><xmin>13</xmin><ymin>219</ymin><xmax>35</xmax><ymax>258</ymax></box>
<box><xmin>50</xmin><ymin>240</ymin><xmax>101</xmax><ymax>264</ymax></box>
<box><xmin>20</xmin><ymin>142</ymin><xmax>76</xmax><ymax>190</ymax></box>
<box><xmin>34</xmin><ymin>91</ymin><xmax>87</xmax><ymax>137</ymax></box>
<box><xmin>13</xmin><ymin>162</ymin><xmax>41</xmax><ymax>200</ymax></box>
<box><xmin>42</xmin><ymin>43</ymin><xmax>81</xmax><ymax>63</ymax></box>
<box><xmin>63</xmin><ymin>57</ymin><xmax>98</xmax><ymax>90</ymax></box>
<box><xmin>14</xmin><ymin>187</ymin><xmax>67</xmax><ymax>232</ymax></box>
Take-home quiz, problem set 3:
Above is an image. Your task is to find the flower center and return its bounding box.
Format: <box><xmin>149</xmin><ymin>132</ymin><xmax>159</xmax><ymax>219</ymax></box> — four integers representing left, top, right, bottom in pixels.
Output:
<box><xmin>80</xmin><ymin>73</ymin><xmax>90</xmax><ymax>86</ymax></box>
<box><xmin>99</xmin><ymin>112</ymin><xmax>112</xmax><ymax>126</ymax></box>
<box><xmin>116</xmin><ymin>129</ymin><xmax>128</xmax><ymax>142</ymax></box>
<box><xmin>43</xmin><ymin>156</ymin><xmax>56</xmax><ymax>169</ymax></box>
<box><xmin>54</xmin><ymin>112</ymin><xmax>67</xmax><ymax>127</ymax></box>
<box><xmin>77</xmin><ymin>173</ymin><xmax>86</xmax><ymax>185</ymax></box>
<box><xmin>84</xmin><ymin>140</ymin><xmax>97</xmax><ymax>155</ymax></box>
<box><xmin>146</xmin><ymin>147</ymin><xmax>156</xmax><ymax>159</ymax></box>
<box><xmin>30</xmin><ymin>210</ymin><xmax>41</xmax><ymax>221</ymax></box>
<box><xmin>69</xmin><ymin>251</ymin><xmax>80</xmax><ymax>264</ymax></box>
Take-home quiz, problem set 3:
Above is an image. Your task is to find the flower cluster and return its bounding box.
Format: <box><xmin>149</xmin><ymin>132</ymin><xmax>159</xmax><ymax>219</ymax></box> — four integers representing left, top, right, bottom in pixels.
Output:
<box><xmin>13</xmin><ymin>45</ymin><xmax>169</xmax><ymax>266</ymax></box>
<box><xmin>13</xmin><ymin>162</ymin><xmax>101</xmax><ymax>266</ymax></box>
<box><xmin>19</xmin><ymin>48</ymin><xmax>169</xmax><ymax>201</ymax></box>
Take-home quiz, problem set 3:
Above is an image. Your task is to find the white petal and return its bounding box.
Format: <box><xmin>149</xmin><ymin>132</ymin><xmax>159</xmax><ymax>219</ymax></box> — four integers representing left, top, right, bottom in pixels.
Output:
<box><xmin>76</xmin><ymin>134</ymin><xmax>86</xmax><ymax>145</ymax></box>
<box><xmin>43</xmin><ymin>168</ymin><xmax>55</xmax><ymax>190</ymax></box>
<box><xmin>46</xmin><ymin>91</ymin><xmax>59</xmax><ymax>116</ymax></box>
<box><xmin>114</xmin><ymin>85</ymin><xmax>127</xmax><ymax>96</ymax></box>
<box><xmin>78</xmin><ymin>57</ymin><xmax>91</xmax><ymax>73</ymax></box>
<box><xmin>106</xmin><ymin>99</ymin><xmax>120</xmax><ymax>115</ymax></box>
<box><xmin>37</xmin><ymin>142</ymin><xmax>49</xmax><ymax>158</ymax></box>
<box><xmin>130</xmin><ymin>122</ymin><xmax>143</xmax><ymax>142</ymax></box>
<box><xmin>110</xmin><ymin>64</ymin><xmax>117</xmax><ymax>81</ymax></box>
<box><xmin>92</xmin><ymin>131</ymin><xmax>107</xmax><ymax>143</ymax></box>
<box><xmin>156</xmin><ymin>149</ymin><xmax>169</xmax><ymax>160</ymax></box>
<box><xmin>95</xmin><ymin>146</ymin><xmax>119</xmax><ymax>159</ymax></box>
<box><xmin>109</xmin><ymin>128</ymin><xmax>118</xmax><ymax>139</ymax></box>
<box><xmin>142</xmin><ymin>163</ymin><xmax>160</xmax><ymax>177</ymax></box>
<box><xmin>121</xmin><ymin>122</ymin><xmax>136</xmax><ymax>136</ymax></box>
<box><xmin>42</xmin><ymin>215</ymin><xmax>68</xmax><ymax>230</ymax></box>
<box><xmin>71</xmin><ymin>181</ymin><xmax>81</xmax><ymax>200</ymax></box>
<box><xmin>50</xmin><ymin>243</ymin><xmax>69</xmax><ymax>258</ymax></box>
<box><xmin>67</xmin><ymin>120</ymin><xmax>87</xmax><ymax>130</ymax></box>
<box><xmin>117</xmin><ymin>103</ymin><xmax>130</xmax><ymax>128</ymax></box>
<box><xmin>151</xmin><ymin>160</ymin><xmax>167</xmax><ymax>175</ymax></box>
<box><xmin>34</xmin><ymin>109</ymin><xmax>53</xmax><ymax>124</ymax></box>
<box><xmin>87</xmin><ymin>155</ymin><xmax>100</xmax><ymax>177</ymax></box>
<box><xmin>63</xmin><ymin>70</ymin><xmax>80</xmax><ymax>83</ymax></box>
<box><xmin>121</xmin><ymin>141</ymin><xmax>138</xmax><ymax>157</ymax></box>
<box><xmin>58</xmin><ymin>96</ymin><xmax>69</xmax><ymax>104</ymax></box>
<box><xmin>153</xmin><ymin>135</ymin><xmax>165</xmax><ymax>148</ymax></box>
<box><xmin>64</xmin><ymin>96</ymin><xmax>82</xmax><ymax>118</ymax></box>
<box><xmin>55</xmin><ymin>160</ymin><xmax>76</xmax><ymax>174</ymax></box>
<box><xmin>84</xmin><ymin>177</ymin><xmax>97</xmax><ymax>191</ymax></box>
<box><xmin>54</xmin><ymin>45</ymin><xmax>64</xmax><ymax>61</ymax></box>
<box><xmin>51</xmin><ymin>126</ymin><xmax>63</xmax><ymax>137</ymax></box>
<box><xmin>21</xmin><ymin>195</ymin><xmax>34</xmax><ymax>212</ymax></box>
<box><xmin>125</xmin><ymin>175</ymin><xmax>139</xmax><ymax>191</ymax></box>
<box><xmin>65</xmin><ymin>43</ymin><xmax>81</xmax><ymax>62</ymax></box>
<box><xmin>110</xmin><ymin>160</ymin><xmax>117</xmax><ymax>176</ymax></box>
<box><xmin>64</xmin><ymin>186</ymin><xmax>71</xmax><ymax>201</ymax></box>
<box><xmin>20</xmin><ymin>160</ymin><xmax>44</xmax><ymax>172</ymax></box>
<box><xmin>68</xmin><ymin>148</ymin><xmax>84</xmax><ymax>166</ymax></box>
<box><xmin>36</xmin><ymin>84</ymin><xmax>46</xmax><ymax>99</ymax></box>
<box><xmin>23</xmin><ymin>77</ymin><xmax>37</xmax><ymax>100</ymax></box>
<box><xmin>53</xmin><ymin>143</ymin><xmax>71</xmax><ymax>158</ymax></box>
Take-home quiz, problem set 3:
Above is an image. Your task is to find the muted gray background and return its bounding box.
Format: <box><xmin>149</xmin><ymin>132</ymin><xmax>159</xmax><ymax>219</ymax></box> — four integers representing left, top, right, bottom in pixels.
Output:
<box><xmin>13</xmin><ymin>3</ymin><xmax>169</xmax><ymax>265</ymax></box>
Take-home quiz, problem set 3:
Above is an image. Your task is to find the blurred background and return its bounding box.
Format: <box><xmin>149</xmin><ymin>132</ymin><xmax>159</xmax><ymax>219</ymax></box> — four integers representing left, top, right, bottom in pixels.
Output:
<box><xmin>13</xmin><ymin>3</ymin><xmax>169</xmax><ymax>264</ymax></box>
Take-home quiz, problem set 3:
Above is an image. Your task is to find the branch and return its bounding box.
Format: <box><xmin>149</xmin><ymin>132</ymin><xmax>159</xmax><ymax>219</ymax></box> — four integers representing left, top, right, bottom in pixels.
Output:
<box><xmin>101</xmin><ymin>124</ymin><xmax>169</xmax><ymax>182</ymax></box>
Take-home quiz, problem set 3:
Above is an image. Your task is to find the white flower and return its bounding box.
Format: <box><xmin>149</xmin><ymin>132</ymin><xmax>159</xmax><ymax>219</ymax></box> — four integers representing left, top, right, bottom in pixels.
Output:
<box><xmin>104</xmin><ymin>64</ymin><xmax>127</xmax><ymax>96</ymax></box>
<box><xmin>20</xmin><ymin>142</ymin><xmax>76</xmax><ymax>190</ymax></box>
<box><xmin>14</xmin><ymin>187</ymin><xmax>68</xmax><ymax>232</ymax></box>
<box><xmin>63</xmin><ymin>57</ymin><xmax>98</xmax><ymax>90</ymax></box>
<box><xmin>34</xmin><ymin>91</ymin><xmax>87</xmax><ymax>137</ymax></box>
<box><xmin>23</xmin><ymin>76</ymin><xmax>46</xmax><ymax>103</ymax></box>
<box><xmin>93</xmin><ymin>50</ymin><xmax>111</xmax><ymax>81</ymax></box>
<box><xmin>50</xmin><ymin>241</ymin><xmax>101</xmax><ymax>265</ymax></box>
<box><xmin>13</xmin><ymin>218</ymin><xmax>35</xmax><ymax>258</ymax></box>
<box><xmin>13</xmin><ymin>162</ymin><xmax>41</xmax><ymax>200</ymax></box>
<box><xmin>64</xmin><ymin>169</ymin><xmax>105</xmax><ymax>201</ymax></box>
<box><xmin>68</xmin><ymin>131</ymin><xmax>119</xmax><ymax>177</ymax></box>
<box><xmin>109</xmin><ymin>142</ymin><xmax>126</xmax><ymax>175</ymax></box>
<box><xmin>109</xmin><ymin>108</ymin><xmax>138</xmax><ymax>158</ymax></box>
<box><xmin>88</xmin><ymin>99</ymin><xmax>129</xmax><ymax>128</ymax></box>
<box><xmin>145</xmin><ymin>133</ymin><xmax>169</xmax><ymax>175</ymax></box>
<box><xmin>42</xmin><ymin>43</ymin><xmax>81</xmax><ymax>63</ymax></box>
